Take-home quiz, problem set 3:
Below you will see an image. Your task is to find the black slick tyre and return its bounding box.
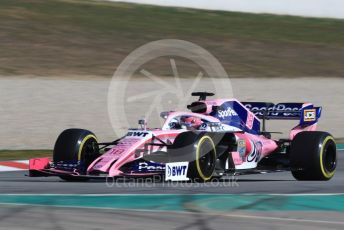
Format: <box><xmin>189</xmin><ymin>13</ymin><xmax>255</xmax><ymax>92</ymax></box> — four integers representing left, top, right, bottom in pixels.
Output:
<box><xmin>53</xmin><ymin>129</ymin><xmax>99</xmax><ymax>181</ymax></box>
<box><xmin>168</xmin><ymin>132</ymin><xmax>217</xmax><ymax>182</ymax></box>
<box><xmin>290</xmin><ymin>131</ymin><xmax>337</xmax><ymax>181</ymax></box>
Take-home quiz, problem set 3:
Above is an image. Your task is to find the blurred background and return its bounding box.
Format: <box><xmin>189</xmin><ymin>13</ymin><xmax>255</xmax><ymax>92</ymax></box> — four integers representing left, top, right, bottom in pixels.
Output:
<box><xmin>1</xmin><ymin>2</ymin><xmax>344</xmax><ymax>230</ymax></box>
<box><xmin>0</xmin><ymin>0</ymin><xmax>343</xmax><ymax>157</ymax></box>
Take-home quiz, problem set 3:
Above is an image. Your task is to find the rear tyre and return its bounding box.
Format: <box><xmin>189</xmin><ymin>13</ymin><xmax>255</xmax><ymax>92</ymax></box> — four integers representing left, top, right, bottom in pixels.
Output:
<box><xmin>53</xmin><ymin>129</ymin><xmax>100</xmax><ymax>181</ymax></box>
<box><xmin>290</xmin><ymin>131</ymin><xmax>337</xmax><ymax>181</ymax></box>
<box><xmin>168</xmin><ymin>132</ymin><xmax>217</xmax><ymax>182</ymax></box>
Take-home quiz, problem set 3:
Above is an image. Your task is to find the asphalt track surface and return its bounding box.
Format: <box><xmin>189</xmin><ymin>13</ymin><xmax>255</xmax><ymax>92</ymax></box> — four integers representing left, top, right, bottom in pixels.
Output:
<box><xmin>1</xmin><ymin>204</ymin><xmax>344</xmax><ymax>230</ymax></box>
<box><xmin>0</xmin><ymin>151</ymin><xmax>343</xmax><ymax>230</ymax></box>
<box><xmin>1</xmin><ymin>203</ymin><xmax>344</xmax><ymax>230</ymax></box>
<box><xmin>0</xmin><ymin>150</ymin><xmax>343</xmax><ymax>194</ymax></box>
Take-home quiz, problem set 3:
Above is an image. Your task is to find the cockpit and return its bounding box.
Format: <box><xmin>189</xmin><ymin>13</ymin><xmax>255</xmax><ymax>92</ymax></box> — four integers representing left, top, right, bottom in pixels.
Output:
<box><xmin>161</xmin><ymin>111</ymin><xmax>223</xmax><ymax>131</ymax></box>
<box><xmin>167</xmin><ymin>115</ymin><xmax>205</xmax><ymax>130</ymax></box>
<box><xmin>160</xmin><ymin>92</ymin><xmax>261</xmax><ymax>134</ymax></box>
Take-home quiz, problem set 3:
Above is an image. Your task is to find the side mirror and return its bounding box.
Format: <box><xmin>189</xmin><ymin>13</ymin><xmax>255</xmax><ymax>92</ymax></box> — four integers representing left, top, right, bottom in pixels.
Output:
<box><xmin>160</xmin><ymin>111</ymin><xmax>172</xmax><ymax>119</ymax></box>
<box><xmin>138</xmin><ymin>119</ymin><xmax>147</xmax><ymax>130</ymax></box>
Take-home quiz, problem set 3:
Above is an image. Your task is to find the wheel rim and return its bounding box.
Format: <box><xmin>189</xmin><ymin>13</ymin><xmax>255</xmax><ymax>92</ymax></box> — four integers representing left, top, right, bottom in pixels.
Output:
<box><xmin>197</xmin><ymin>138</ymin><xmax>216</xmax><ymax>179</ymax></box>
<box><xmin>80</xmin><ymin>138</ymin><xmax>99</xmax><ymax>170</ymax></box>
<box><xmin>322</xmin><ymin>140</ymin><xmax>336</xmax><ymax>174</ymax></box>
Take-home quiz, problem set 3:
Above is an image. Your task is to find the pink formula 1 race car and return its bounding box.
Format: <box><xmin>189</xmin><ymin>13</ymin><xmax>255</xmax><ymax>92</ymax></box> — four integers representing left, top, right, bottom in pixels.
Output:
<box><xmin>29</xmin><ymin>92</ymin><xmax>337</xmax><ymax>182</ymax></box>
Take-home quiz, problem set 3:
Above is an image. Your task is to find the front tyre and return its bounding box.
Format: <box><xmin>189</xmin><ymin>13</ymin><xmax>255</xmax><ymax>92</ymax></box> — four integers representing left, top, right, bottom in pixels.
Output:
<box><xmin>189</xmin><ymin>135</ymin><xmax>217</xmax><ymax>182</ymax></box>
<box><xmin>290</xmin><ymin>131</ymin><xmax>337</xmax><ymax>181</ymax></box>
<box><xmin>53</xmin><ymin>129</ymin><xmax>100</xmax><ymax>181</ymax></box>
<box><xmin>168</xmin><ymin>132</ymin><xmax>217</xmax><ymax>182</ymax></box>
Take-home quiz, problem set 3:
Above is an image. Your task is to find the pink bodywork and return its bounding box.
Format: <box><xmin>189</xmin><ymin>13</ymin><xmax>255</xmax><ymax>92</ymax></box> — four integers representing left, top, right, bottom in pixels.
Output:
<box><xmin>87</xmin><ymin>110</ymin><xmax>223</xmax><ymax>177</ymax></box>
<box><xmin>289</xmin><ymin>102</ymin><xmax>318</xmax><ymax>140</ymax></box>
<box><xmin>289</xmin><ymin>124</ymin><xmax>317</xmax><ymax>140</ymax></box>
<box><xmin>29</xmin><ymin>158</ymin><xmax>50</xmax><ymax>170</ymax></box>
<box><xmin>87</xmin><ymin>130</ymin><xmax>183</xmax><ymax>177</ymax></box>
<box><xmin>234</xmin><ymin>132</ymin><xmax>278</xmax><ymax>163</ymax></box>
<box><xmin>28</xmin><ymin>98</ymin><xmax>320</xmax><ymax>177</ymax></box>
<box><xmin>85</xmin><ymin>99</ymin><xmax>277</xmax><ymax>174</ymax></box>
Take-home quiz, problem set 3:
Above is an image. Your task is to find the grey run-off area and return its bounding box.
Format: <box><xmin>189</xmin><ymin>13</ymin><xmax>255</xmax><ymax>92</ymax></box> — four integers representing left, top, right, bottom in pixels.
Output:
<box><xmin>0</xmin><ymin>76</ymin><xmax>342</xmax><ymax>149</ymax></box>
<box><xmin>1</xmin><ymin>205</ymin><xmax>344</xmax><ymax>230</ymax></box>
<box><xmin>0</xmin><ymin>151</ymin><xmax>343</xmax><ymax>229</ymax></box>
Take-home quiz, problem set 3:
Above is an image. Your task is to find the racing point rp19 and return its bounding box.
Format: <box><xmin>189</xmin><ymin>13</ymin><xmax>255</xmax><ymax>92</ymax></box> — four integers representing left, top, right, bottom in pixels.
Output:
<box><xmin>29</xmin><ymin>92</ymin><xmax>337</xmax><ymax>182</ymax></box>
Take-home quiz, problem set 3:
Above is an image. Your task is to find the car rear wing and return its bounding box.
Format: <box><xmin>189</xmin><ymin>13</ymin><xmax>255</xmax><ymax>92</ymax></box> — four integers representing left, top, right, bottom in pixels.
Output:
<box><xmin>241</xmin><ymin>102</ymin><xmax>322</xmax><ymax>126</ymax></box>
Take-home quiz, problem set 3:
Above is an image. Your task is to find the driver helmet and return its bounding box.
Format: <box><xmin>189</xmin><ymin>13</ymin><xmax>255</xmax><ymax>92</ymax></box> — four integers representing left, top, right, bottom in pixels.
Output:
<box><xmin>181</xmin><ymin>116</ymin><xmax>203</xmax><ymax>129</ymax></box>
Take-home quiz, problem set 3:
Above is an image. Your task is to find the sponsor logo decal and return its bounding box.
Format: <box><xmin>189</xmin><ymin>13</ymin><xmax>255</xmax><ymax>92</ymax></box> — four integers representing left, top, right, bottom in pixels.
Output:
<box><xmin>137</xmin><ymin>162</ymin><xmax>165</xmax><ymax>172</ymax></box>
<box><xmin>304</xmin><ymin>109</ymin><xmax>316</xmax><ymax>122</ymax></box>
<box><xmin>245</xmin><ymin>103</ymin><xmax>300</xmax><ymax>117</ymax></box>
<box><xmin>247</xmin><ymin>141</ymin><xmax>262</xmax><ymax>163</ymax></box>
<box><xmin>218</xmin><ymin>107</ymin><xmax>238</xmax><ymax>119</ymax></box>
<box><xmin>246</xmin><ymin>112</ymin><xmax>254</xmax><ymax>129</ymax></box>
<box><xmin>126</xmin><ymin>131</ymin><xmax>149</xmax><ymax>138</ymax></box>
<box><xmin>200</xmin><ymin>123</ymin><xmax>208</xmax><ymax>130</ymax></box>
<box><xmin>53</xmin><ymin>160</ymin><xmax>84</xmax><ymax>171</ymax></box>
<box><xmin>237</xmin><ymin>139</ymin><xmax>246</xmax><ymax>158</ymax></box>
<box><xmin>110</xmin><ymin>148</ymin><xmax>125</xmax><ymax>156</ymax></box>
<box><xmin>165</xmin><ymin>162</ymin><xmax>189</xmax><ymax>181</ymax></box>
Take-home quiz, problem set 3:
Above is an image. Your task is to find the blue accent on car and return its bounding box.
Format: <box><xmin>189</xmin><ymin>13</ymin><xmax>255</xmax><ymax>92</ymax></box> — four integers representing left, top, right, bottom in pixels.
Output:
<box><xmin>210</xmin><ymin>101</ymin><xmax>261</xmax><ymax>134</ymax></box>
<box><xmin>53</xmin><ymin>160</ymin><xmax>85</xmax><ymax>172</ymax></box>
<box><xmin>242</xmin><ymin>102</ymin><xmax>304</xmax><ymax>119</ymax></box>
<box><xmin>242</xmin><ymin>102</ymin><xmax>322</xmax><ymax>128</ymax></box>
<box><xmin>131</xmin><ymin>161</ymin><xmax>165</xmax><ymax>172</ymax></box>
<box><xmin>299</xmin><ymin>106</ymin><xmax>322</xmax><ymax>126</ymax></box>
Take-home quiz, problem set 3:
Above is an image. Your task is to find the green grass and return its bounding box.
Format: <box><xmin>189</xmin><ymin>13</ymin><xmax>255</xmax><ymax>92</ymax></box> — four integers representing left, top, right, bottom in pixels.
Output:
<box><xmin>1</xmin><ymin>0</ymin><xmax>344</xmax><ymax>77</ymax></box>
<box><xmin>0</xmin><ymin>150</ymin><xmax>51</xmax><ymax>161</ymax></box>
